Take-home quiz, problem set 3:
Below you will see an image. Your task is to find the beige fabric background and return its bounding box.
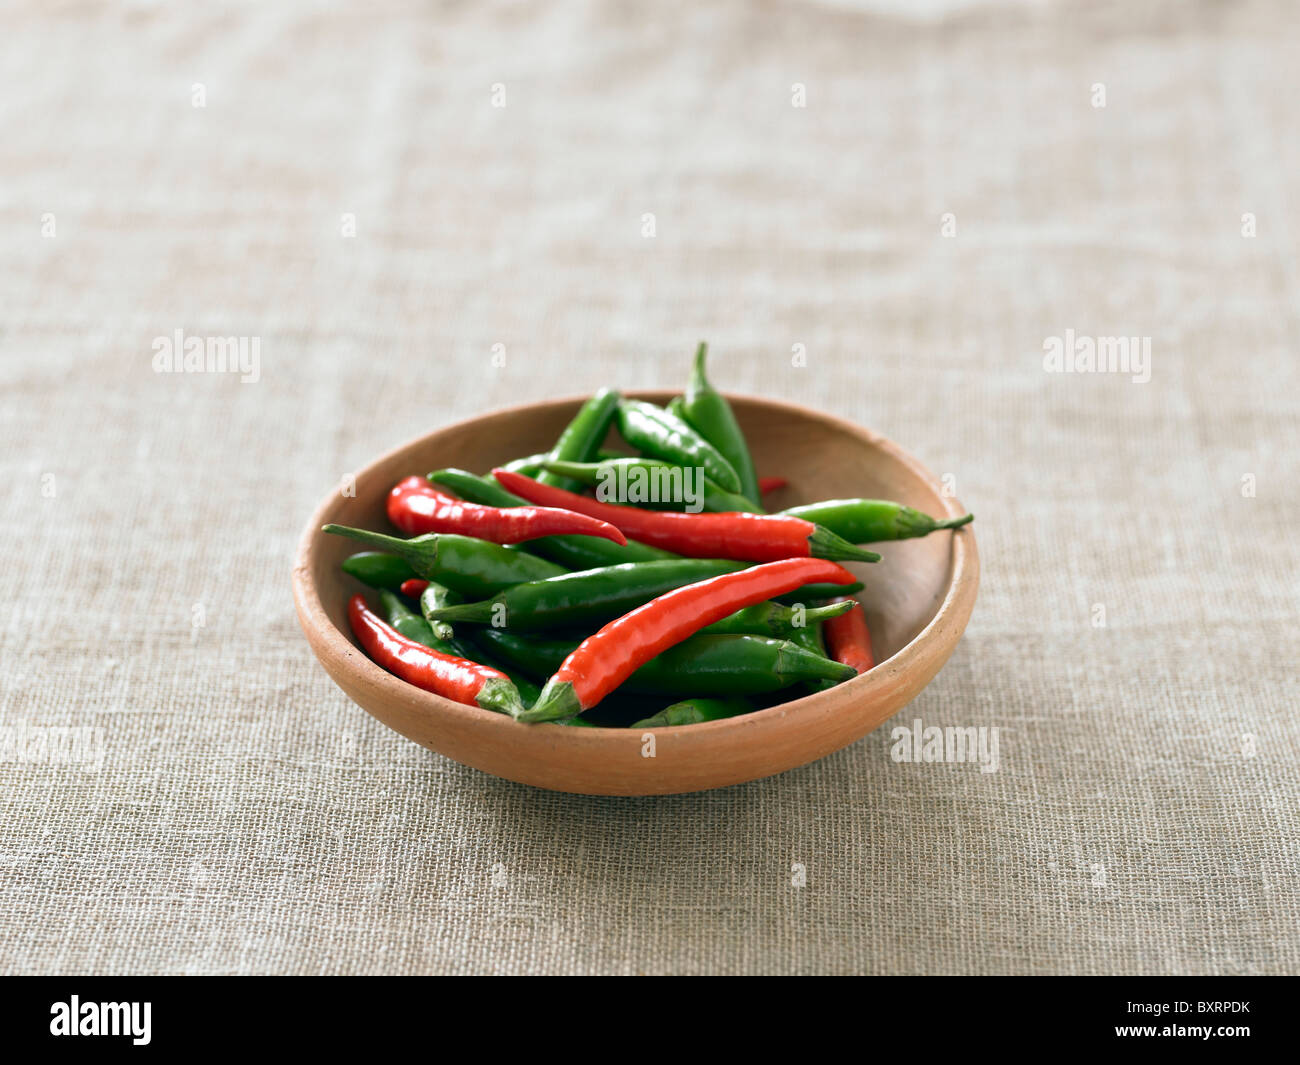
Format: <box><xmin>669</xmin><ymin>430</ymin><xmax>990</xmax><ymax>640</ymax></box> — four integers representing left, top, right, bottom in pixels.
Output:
<box><xmin>2</xmin><ymin>0</ymin><xmax>1297</xmax><ymax>975</ymax></box>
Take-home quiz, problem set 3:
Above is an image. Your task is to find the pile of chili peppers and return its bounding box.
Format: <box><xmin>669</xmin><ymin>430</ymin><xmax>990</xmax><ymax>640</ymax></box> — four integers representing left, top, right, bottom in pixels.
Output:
<box><xmin>326</xmin><ymin>343</ymin><xmax>973</xmax><ymax>727</ymax></box>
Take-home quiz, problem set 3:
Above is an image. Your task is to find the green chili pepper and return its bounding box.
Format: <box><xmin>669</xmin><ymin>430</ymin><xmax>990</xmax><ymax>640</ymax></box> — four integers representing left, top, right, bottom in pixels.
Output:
<box><xmin>697</xmin><ymin>598</ymin><xmax>853</xmax><ymax>637</ymax></box>
<box><xmin>417</xmin><ymin>581</ymin><xmax>462</xmax><ymax>641</ymax></box>
<box><xmin>539</xmin><ymin>458</ymin><xmax>761</xmax><ymax>514</ymax></box>
<box><xmin>493</xmin><ymin>448</ymin><xmax>629</xmax><ymax>480</ymax></box>
<box><xmin>379</xmin><ymin>589</ymin><xmax>440</xmax><ymax>646</ymax></box>
<box><xmin>782</xmin><ymin>499</ymin><xmax>974</xmax><ymax>543</ymax></box>
<box><xmin>378</xmin><ymin>590</ymin><xmax>482</xmax><ymax>663</ymax></box>
<box><xmin>379</xmin><ymin>590</ymin><xmax>551</xmax><ymax>710</ymax></box>
<box><xmin>426</xmin><ymin>469</ymin><xmax>677</xmax><ymax>568</ymax></box>
<box><xmin>680</xmin><ymin>342</ymin><xmax>761</xmax><ymax>505</ymax></box>
<box><xmin>449</xmin><ymin>629</ymin><xmax>561</xmax><ymax>714</ymax></box>
<box><xmin>499</xmin><ymin>452</ymin><xmax>547</xmax><ymax>477</ymax></box>
<box><xmin>536</xmin><ymin>388</ymin><xmax>621</xmax><ymax>493</ymax></box>
<box><xmin>322</xmin><ymin>525</ymin><xmax>565</xmax><ymax>598</ymax></box>
<box><xmin>425</xmin><ymin>559</ymin><xmax>751</xmax><ymax>631</ymax></box>
<box><xmin>775</xmin><ymin>580</ymin><xmax>864</xmax><ymax>604</ymax></box>
<box><xmin>341</xmin><ymin>551</ymin><xmax>417</xmax><ymax>591</ymax></box>
<box><xmin>631</xmin><ymin>696</ymin><xmax>753</xmax><ymax>728</ymax></box>
<box><xmin>783</xmin><ymin>613</ymin><xmax>839</xmax><ymax>693</ymax></box>
<box><xmin>427</xmin><ymin>560</ymin><xmax>864</xmax><ymax>632</ymax></box>
<box><xmin>473</xmin><ymin>629</ymin><xmax>855</xmax><ymax>694</ymax></box>
<box><xmin>615</xmin><ymin>399</ymin><xmax>743</xmax><ymax>494</ymax></box>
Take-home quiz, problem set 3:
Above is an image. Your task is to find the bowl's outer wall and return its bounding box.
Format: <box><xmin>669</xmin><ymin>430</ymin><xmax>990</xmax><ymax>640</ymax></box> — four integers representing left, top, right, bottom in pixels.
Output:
<box><xmin>293</xmin><ymin>392</ymin><xmax>979</xmax><ymax>795</ymax></box>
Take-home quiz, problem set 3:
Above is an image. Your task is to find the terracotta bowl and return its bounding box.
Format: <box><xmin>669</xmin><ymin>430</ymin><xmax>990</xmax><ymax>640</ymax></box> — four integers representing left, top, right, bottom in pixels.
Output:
<box><xmin>292</xmin><ymin>392</ymin><xmax>978</xmax><ymax>795</ymax></box>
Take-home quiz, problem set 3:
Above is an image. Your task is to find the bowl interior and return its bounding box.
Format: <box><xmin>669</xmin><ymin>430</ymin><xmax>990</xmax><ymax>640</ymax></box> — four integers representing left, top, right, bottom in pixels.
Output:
<box><xmin>309</xmin><ymin>392</ymin><xmax>958</xmax><ymax>675</ymax></box>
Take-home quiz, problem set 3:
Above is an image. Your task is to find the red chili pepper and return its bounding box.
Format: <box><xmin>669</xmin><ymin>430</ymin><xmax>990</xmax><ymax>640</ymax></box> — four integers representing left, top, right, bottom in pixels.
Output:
<box><xmin>386</xmin><ymin>475</ymin><xmax>627</xmax><ymax>546</ymax></box>
<box><xmin>519</xmin><ymin>558</ymin><xmax>858</xmax><ymax>721</ymax></box>
<box><xmin>758</xmin><ymin>476</ymin><xmax>788</xmax><ymax>494</ymax></box>
<box><xmin>822</xmin><ymin>596</ymin><xmax>875</xmax><ymax>674</ymax></box>
<box><xmin>493</xmin><ymin>470</ymin><xmax>879</xmax><ymax>564</ymax></box>
<box><xmin>399</xmin><ymin>578</ymin><xmax>429</xmax><ymax>599</ymax></box>
<box><xmin>347</xmin><ymin>594</ymin><xmax>523</xmax><ymax>716</ymax></box>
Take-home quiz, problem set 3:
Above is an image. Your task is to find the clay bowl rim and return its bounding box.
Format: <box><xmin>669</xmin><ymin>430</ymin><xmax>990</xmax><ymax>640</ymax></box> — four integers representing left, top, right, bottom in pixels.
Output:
<box><xmin>291</xmin><ymin>390</ymin><xmax>978</xmax><ymax>740</ymax></box>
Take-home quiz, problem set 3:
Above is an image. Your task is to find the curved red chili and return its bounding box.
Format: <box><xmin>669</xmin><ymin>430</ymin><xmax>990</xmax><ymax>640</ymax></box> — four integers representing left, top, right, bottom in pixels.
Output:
<box><xmin>822</xmin><ymin>596</ymin><xmax>875</xmax><ymax>674</ymax></box>
<box><xmin>399</xmin><ymin>578</ymin><xmax>429</xmax><ymax>599</ymax></box>
<box><xmin>519</xmin><ymin>558</ymin><xmax>858</xmax><ymax>721</ymax></box>
<box><xmin>347</xmin><ymin>594</ymin><xmax>523</xmax><ymax>717</ymax></box>
<box><xmin>386</xmin><ymin>475</ymin><xmax>627</xmax><ymax>546</ymax></box>
<box><xmin>758</xmin><ymin>476</ymin><xmax>788</xmax><ymax>494</ymax></box>
<box><xmin>492</xmin><ymin>470</ymin><xmax>879</xmax><ymax>564</ymax></box>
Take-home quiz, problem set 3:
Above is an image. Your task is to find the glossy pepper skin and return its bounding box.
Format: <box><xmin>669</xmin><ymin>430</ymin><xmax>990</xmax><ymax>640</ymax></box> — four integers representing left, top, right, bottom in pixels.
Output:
<box><xmin>426</xmin><ymin>469</ymin><xmax>677</xmax><ymax>569</ymax></box>
<box><xmin>539</xmin><ymin>458</ymin><xmax>762</xmax><ymax>514</ymax></box>
<box><xmin>615</xmin><ymin>399</ymin><xmax>743</xmax><ymax>493</ymax></box>
<box><xmin>430</xmin><ymin>566</ymin><xmax>859</xmax><ymax>634</ymax></box>
<box><xmin>521</xmin><ymin>557</ymin><xmax>859</xmax><ymax>721</ymax></box>
<box><xmin>631</xmin><ymin>696</ymin><xmax>753</xmax><ymax>728</ymax></box>
<box><xmin>341</xmin><ymin>551</ymin><xmax>418</xmax><ymax>591</ymax></box>
<box><xmin>499</xmin><ymin>453</ymin><xmax>547</xmax><ymax>477</ymax></box>
<box><xmin>775</xmin><ymin>579</ymin><xmax>863</xmax><ymax>603</ymax></box>
<box><xmin>372</xmin><ymin>584</ymin><xmax>563</xmax><ymax>718</ymax></box>
<box><xmin>493</xmin><ymin>470</ymin><xmax>882</xmax><ymax>565</ymax></box>
<box><xmin>425</xmin><ymin>558</ymin><xmax>751</xmax><ymax>631</ymax></box>
<box><xmin>784</xmin><ymin>606</ymin><xmax>838</xmax><ymax>693</ymax></box>
<box><xmin>347</xmin><ymin>595</ymin><xmax>524</xmax><ymax>717</ymax></box>
<box><xmin>782</xmin><ymin>498</ymin><xmax>973</xmax><ymax>543</ymax></box>
<box><xmin>386</xmin><ymin>475</ymin><xmax>626</xmax><ymax>546</ymax></box>
<box><xmin>697</xmin><ymin>598</ymin><xmax>854</xmax><ymax>637</ymax></box>
<box><xmin>474</xmin><ymin>628</ymin><xmax>856</xmax><ymax>696</ymax></box>
<box><xmin>502</xmin><ymin>448</ymin><xmax>627</xmax><ymax>478</ymax></box>
<box><xmin>379</xmin><ymin>589</ymin><xmax>478</xmax><ymax>660</ymax></box>
<box><xmin>322</xmin><ymin>525</ymin><xmax>565</xmax><ymax>598</ymax></box>
<box><xmin>373</xmin><ymin>590</ymin><xmax>590</xmax><ymax>721</ymax></box>
<box><xmin>822</xmin><ymin>596</ymin><xmax>875</xmax><ymax>674</ymax></box>
<box><xmin>536</xmin><ymin>387</ymin><xmax>621</xmax><ymax>493</ymax></box>
<box><xmin>413</xmin><ymin>580</ymin><xmax>459</xmax><ymax>641</ymax></box>
<box><xmin>680</xmin><ymin>342</ymin><xmax>761</xmax><ymax>506</ymax></box>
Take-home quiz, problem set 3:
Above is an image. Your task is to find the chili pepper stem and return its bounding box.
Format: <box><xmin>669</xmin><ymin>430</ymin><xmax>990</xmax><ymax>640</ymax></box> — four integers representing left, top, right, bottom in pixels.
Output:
<box><xmin>476</xmin><ymin>677</ymin><xmax>526</xmax><ymax>719</ymax></box>
<box><xmin>800</xmin><ymin>601</ymin><xmax>855</xmax><ymax>624</ymax></box>
<box><xmin>324</xmin><ymin>523</ymin><xmax>423</xmax><ymax>555</ymax></box>
<box><xmin>692</xmin><ymin>340</ymin><xmax>708</xmax><ymax>381</ymax></box>
<box><xmin>518</xmin><ymin>680</ymin><xmax>583</xmax><ymax>724</ymax></box>
<box><xmin>424</xmin><ymin>601</ymin><xmax>495</xmax><ymax>624</ymax></box>
<box><xmin>893</xmin><ymin>507</ymin><xmax>974</xmax><ymax>537</ymax></box>
<box><xmin>806</xmin><ymin>526</ymin><xmax>882</xmax><ymax>563</ymax></box>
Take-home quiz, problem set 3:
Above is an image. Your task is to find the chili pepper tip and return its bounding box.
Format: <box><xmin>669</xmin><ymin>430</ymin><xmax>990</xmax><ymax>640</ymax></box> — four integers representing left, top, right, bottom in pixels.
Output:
<box><xmin>937</xmin><ymin>512</ymin><xmax>974</xmax><ymax>530</ymax></box>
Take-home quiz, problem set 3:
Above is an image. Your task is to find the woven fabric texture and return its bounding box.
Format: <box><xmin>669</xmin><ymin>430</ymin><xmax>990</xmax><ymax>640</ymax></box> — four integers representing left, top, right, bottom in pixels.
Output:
<box><xmin>2</xmin><ymin>0</ymin><xmax>1297</xmax><ymax>975</ymax></box>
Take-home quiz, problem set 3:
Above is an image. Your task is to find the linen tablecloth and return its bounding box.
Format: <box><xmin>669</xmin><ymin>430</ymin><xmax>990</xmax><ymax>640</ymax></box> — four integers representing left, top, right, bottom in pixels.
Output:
<box><xmin>2</xmin><ymin>0</ymin><xmax>1297</xmax><ymax>974</ymax></box>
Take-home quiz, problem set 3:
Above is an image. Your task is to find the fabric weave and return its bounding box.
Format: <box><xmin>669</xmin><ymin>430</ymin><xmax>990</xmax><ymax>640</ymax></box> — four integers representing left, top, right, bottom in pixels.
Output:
<box><xmin>1</xmin><ymin>0</ymin><xmax>1296</xmax><ymax>974</ymax></box>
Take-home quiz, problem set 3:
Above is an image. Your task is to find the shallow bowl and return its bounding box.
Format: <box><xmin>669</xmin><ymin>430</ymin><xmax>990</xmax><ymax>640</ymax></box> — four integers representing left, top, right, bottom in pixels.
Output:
<box><xmin>292</xmin><ymin>392</ymin><xmax>978</xmax><ymax>795</ymax></box>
